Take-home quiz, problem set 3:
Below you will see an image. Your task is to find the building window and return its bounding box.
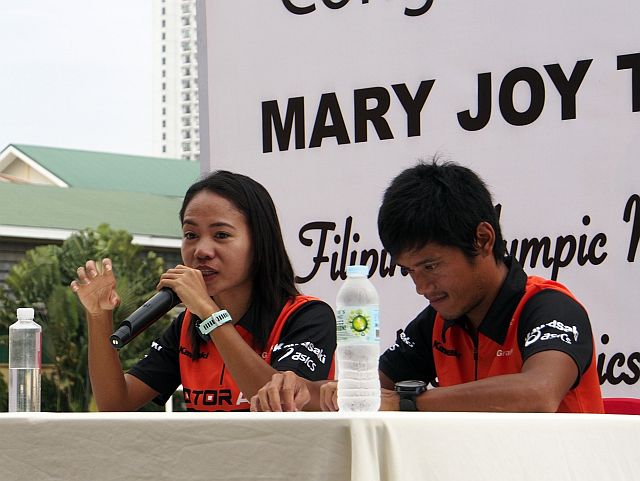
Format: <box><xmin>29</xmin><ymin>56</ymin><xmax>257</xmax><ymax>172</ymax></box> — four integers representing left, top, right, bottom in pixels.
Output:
<box><xmin>162</xmin><ymin>120</ymin><xmax>166</xmax><ymax>128</ymax></box>
<box><xmin>162</xmin><ymin>145</ymin><xmax>166</xmax><ymax>153</ymax></box>
<box><xmin>162</xmin><ymin>82</ymin><xmax>166</xmax><ymax>90</ymax></box>
<box><xmin>162</xmin><ymin>133</ymin><xmax>166</xmax><ymax>140</ymax></box>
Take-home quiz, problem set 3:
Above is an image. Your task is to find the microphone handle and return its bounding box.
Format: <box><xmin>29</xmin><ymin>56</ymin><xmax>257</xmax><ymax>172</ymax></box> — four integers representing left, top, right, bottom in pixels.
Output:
<box><xmin>110</xmin><ymin>288</ymin><xmax>180</xmax><ymax>349</ymax></box>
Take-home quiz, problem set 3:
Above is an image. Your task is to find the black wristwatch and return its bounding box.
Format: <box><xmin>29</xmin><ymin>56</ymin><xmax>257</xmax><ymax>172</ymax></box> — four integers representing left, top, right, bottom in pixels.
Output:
<box><xmin>395</xmin><ymin>380</ymin><xmax>427</xmax><ymax>411</ymax></box>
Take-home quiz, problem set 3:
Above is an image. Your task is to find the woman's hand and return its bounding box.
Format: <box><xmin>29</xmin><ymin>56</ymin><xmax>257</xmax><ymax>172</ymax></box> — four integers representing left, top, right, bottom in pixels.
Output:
<box><xmin>320</xmin><ymin>381</ymin><xmax>339</xmax><ymax>412</ymax></box>
<box><xmin>70</xmin><ymin>258</ymin><xmax>120</xmax><ymax>316</ymax></box>
<box><xmin>157</xmin><ymin>265</ymin><xmax>217</xmax><ymax>319</ymax></box>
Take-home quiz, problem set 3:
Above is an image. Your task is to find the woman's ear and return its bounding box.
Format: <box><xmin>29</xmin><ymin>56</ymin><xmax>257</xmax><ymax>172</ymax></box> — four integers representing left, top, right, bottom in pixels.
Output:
<box><xmin>474</xmin><ymin>222</ymin><xmax>496</xmax><ymax>257</ymax></box>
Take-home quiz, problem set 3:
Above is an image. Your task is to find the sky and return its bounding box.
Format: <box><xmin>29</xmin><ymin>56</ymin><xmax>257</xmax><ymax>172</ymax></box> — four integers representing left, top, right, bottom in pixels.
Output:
<box><xmin>0</xmin><ymin>1</ymin><xmax>153</xmax><ymax>156</ymax></box>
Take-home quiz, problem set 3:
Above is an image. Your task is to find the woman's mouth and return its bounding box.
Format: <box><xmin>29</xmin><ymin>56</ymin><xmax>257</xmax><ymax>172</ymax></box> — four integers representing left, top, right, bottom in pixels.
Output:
<box><xmin>197</xmin><ymin>267</ymin><xmax>218</xmax><ymax>281</ymax></box>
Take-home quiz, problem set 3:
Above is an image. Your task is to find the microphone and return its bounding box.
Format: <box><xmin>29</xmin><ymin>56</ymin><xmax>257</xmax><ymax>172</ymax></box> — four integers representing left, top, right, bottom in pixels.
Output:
<box><xmin>110</xmin><ymin>288</ymin><xmax>181</xmax><ymax>349</ymax></box>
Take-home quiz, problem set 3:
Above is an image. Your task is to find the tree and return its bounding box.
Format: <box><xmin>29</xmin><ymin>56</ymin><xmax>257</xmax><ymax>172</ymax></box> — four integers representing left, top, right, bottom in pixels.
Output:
<box><xmin>0</xmin><ymin>224</ymin><xmax>175</xmax><ymax>412</ymax></box>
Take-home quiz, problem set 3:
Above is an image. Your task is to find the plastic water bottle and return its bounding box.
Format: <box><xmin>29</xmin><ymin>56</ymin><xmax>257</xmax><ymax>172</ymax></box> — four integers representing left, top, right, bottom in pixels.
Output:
<box><xmin>335</xmin><ymin>265</ymin><xmax>380</xmax><ymax>412</ymax></box>
<box><xmin>8</xmin><ymin>308</ymin><xmax>42</xmax><ymax>412</ymax></box>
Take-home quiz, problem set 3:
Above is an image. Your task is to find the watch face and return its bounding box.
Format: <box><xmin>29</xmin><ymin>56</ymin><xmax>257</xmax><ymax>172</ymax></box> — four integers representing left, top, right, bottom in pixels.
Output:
<box><xmin>395</xmin><ymin>380</ymin><xmax>427</xmax><ymax>394</ymax></box>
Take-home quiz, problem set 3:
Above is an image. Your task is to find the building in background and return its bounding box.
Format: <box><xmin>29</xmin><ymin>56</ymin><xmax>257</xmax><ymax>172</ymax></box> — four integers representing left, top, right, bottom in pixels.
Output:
<box><xmin>152</xmin><ymin>0</ymin><xmax>200</xmax><ymax>161</ymax></box>
<box><xmin>0</xmin><ymin>144</ymin><xmax>200</xmax><ymax>282</ymax></box>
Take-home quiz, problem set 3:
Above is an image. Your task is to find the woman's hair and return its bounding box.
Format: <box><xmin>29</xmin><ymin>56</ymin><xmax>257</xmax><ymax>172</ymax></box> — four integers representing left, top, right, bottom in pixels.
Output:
<box><xmin>377</xmin><ymin>158</ymin><xmax>505</xmax><ymax>262</ymax></box>
<box><xmin>180</xmin><ymin>170</ymin><xmax>299</xmax><ymax>353</ymax></box>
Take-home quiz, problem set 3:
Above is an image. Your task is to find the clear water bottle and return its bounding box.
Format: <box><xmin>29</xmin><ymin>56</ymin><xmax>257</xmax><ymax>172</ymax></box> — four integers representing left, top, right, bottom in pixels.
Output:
<box><xmin>9</xmin><ymin>308</ymin><xmax>42</xmax><ymax>412</ymax></box>
<box><xmin>335</xmin><ymin>265</ymin><xmax>380</xmax><ymax>412</ymax></box>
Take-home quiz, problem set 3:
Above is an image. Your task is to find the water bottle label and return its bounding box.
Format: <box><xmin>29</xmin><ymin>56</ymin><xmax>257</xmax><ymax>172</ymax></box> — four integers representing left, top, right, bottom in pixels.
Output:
<box><xmin>336</xmin><ymin>306</ymin><xmax>379</xmax><ymax>342</ymax></box>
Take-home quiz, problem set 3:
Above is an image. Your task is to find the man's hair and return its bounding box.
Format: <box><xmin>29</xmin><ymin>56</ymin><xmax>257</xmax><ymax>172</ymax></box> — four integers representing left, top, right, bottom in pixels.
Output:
<box><xmin>377</xmin><ymin>158</ymin><xmax>505</xmax><ymax>261</ymax></box>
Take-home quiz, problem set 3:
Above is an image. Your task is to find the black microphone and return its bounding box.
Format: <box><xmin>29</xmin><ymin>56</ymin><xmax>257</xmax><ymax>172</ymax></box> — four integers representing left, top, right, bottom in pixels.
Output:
<box><xmin>110</xmin><ymin>288</ymin><xmax>181</xmax><ymax>349</ymax></box>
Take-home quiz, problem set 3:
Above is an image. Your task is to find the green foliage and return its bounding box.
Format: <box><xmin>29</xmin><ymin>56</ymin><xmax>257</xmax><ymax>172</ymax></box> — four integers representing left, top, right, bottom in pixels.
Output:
<box><xmin>0</xmin><ymin>224</ymin><xmax>174</xmax><ymax>412</ymax></box>
<box><xmin>0</xmin><ymin>371</ymin><xmax>7</xmax><ymax>412</ymax></box>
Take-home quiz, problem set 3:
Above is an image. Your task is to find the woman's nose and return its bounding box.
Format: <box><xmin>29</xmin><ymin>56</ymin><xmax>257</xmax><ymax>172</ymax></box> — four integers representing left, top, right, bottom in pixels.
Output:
<box><xmin>194</xmin><ymin>240</ymin><xmax>215</xmax><ymax>260</ymax></box>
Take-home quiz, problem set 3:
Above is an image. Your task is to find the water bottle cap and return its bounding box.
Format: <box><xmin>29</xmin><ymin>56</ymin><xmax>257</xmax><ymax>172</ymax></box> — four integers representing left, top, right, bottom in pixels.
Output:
<box><xmin>17</xmin><ymin>308</ymin><xmax>35</xmax><ymax>320</ymax></box>
<box><xmin>346</xmin><ymin>265</ymin><xmax>369</xmax><ymax>277</ymax></box>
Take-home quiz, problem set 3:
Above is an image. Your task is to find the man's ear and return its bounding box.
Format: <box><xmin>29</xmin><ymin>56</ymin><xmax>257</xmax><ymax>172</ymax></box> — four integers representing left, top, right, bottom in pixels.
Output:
<box><xmin>475</xmin><ymin>222</ymin><xmax>495</xmax><ymax>256</ymax></box>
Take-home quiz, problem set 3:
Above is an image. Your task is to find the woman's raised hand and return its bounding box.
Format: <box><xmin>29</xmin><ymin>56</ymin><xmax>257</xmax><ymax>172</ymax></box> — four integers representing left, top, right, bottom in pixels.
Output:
<box><xmin>70</xmin><ymin>258</ymin><xmax>120</xmax><ymax>316</ymax></box>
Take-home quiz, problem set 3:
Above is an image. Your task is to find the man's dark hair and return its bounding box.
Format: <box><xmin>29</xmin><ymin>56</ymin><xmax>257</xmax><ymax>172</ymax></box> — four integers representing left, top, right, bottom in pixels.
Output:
<box><xmin>180</xmin><ymin>170</ymin><xmax>299</xmax><ymax>353</ymax></box>
<box><xmin>377</xmin><ymin>158</ymin><xmax>505</xmax><ymax>261</ymax></box>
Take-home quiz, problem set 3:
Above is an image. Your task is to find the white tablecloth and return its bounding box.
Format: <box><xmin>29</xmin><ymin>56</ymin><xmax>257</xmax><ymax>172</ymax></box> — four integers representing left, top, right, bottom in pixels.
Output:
<box><xmin>1</xmin><ymin>411</ymin><xmax>638</xmax><ymax>481</ymax></box>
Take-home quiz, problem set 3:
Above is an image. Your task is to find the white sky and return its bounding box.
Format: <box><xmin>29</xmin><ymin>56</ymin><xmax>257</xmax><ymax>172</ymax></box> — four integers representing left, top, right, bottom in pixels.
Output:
<box><xmin>0</xmin><ymin>1</ymin><xmax>153</xmax><ymax>156</ymax></box>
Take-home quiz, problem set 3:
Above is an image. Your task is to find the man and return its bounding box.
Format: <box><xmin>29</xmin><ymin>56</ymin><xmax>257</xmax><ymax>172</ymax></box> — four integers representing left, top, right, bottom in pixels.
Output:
<box><xmin>251</xmin><ymin>160</ymin><xmax>604</xmax><ymax>413</ymax></box>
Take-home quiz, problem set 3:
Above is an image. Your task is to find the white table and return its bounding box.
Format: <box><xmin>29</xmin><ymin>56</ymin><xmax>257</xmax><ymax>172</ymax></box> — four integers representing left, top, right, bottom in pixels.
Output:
<box><xmin>1</xmin><ymin>411</ymin><xmax>638</xmax><ymax>481</ymax></box>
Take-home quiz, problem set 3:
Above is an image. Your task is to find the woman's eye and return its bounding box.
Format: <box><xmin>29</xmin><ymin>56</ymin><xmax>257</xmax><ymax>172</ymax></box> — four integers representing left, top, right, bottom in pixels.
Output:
<box><xmin>215</xmin><ymin>232</ymin><xmax>231</xmax><ymax>239</ymax></box>
<box><xmin>183</xmin><ymin>232</ymin><xmax>197</xmax><ymax>240</ymax></box>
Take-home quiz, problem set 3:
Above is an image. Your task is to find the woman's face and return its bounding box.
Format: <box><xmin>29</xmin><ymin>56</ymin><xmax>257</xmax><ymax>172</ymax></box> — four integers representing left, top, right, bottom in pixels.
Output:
<box><xmin>181</xmin><ymin>190</ymin><xmax>253</xmax><ymax>304</ymax></box>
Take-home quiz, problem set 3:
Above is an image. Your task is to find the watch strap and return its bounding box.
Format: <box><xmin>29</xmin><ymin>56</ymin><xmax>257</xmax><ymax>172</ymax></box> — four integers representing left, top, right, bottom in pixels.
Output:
<box><xmin>197</xmin><ymin>309</ymin><xmax>232</xmax><ymax>337</ymax></box>
<box><xmin>399</xmin><ymin>396</ymin><xmax>419</xmax><ymax>411</ymax></box>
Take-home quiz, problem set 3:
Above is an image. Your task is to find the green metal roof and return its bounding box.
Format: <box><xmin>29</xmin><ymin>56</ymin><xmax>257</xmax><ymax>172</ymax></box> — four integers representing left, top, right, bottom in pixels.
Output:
<box><xmin>0</xmin><ymin>182</ymin><xmax>183</xmax><ymax>239</ymax></box>
<box><xmin>11</xmin><ymin>144</ymin><xmax>201</xmax><ymax>197</ymax></box>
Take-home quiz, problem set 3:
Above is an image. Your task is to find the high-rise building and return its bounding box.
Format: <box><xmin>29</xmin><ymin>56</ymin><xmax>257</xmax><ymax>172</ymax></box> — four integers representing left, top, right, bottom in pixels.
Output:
<box><xmin>152</xmin><ymin>0</ymin><xmax>199</xmax><ymax>161</ymax></box>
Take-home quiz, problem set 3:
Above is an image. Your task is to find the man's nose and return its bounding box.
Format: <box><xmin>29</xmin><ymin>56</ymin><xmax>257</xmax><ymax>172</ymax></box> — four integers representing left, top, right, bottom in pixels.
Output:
<box><xmin>412</xmin><ymin>272</ymin><xmax>432</xmax><ymax>297</ymax></box>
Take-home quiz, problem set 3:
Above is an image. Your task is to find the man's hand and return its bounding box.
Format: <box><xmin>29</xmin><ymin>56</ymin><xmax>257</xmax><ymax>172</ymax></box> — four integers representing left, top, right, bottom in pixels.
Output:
<box><xmin>250</xmin><ymin>371</ymin><xmax>311</xmax><ymax>412</ymax></box>
<box><xmin>70</xmin><ymin>258</ymin><xmax>120</xmax><ymax>316</ymax></box>
<box><xmin>380</xmin><ymin>388</ymin><xmax>400</xmax><ymax>411</ymax></box>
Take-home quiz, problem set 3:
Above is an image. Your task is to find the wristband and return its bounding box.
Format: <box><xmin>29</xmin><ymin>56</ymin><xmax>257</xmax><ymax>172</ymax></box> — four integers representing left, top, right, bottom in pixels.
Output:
<box><xmin>197</xmin><ymin>310</ymin><xmax>232</xmax><ymax>338</ymax></box>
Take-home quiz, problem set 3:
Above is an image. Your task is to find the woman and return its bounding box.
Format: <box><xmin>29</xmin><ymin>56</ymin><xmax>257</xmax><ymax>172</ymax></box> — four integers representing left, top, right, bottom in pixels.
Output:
<box><xmin>71</xmin><ymin>170</ymin><xmax>336</xmax><ymax>411</ymax></box>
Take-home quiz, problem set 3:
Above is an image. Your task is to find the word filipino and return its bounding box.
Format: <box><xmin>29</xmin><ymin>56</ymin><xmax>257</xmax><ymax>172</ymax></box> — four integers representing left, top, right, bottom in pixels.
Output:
<box><xmin>295</xmin><ymin>216</ymin><xmax>400</xmax><ymax>283</ymax></box>
<box><xmin>262</xmin><ymin>54</ymin><xmax>640</xmax><ymax>153</ymax></box>
<box><xmin>281</xmin><ymin>0</ymin><xmax>434</xmax><ymax>17</ymax></box>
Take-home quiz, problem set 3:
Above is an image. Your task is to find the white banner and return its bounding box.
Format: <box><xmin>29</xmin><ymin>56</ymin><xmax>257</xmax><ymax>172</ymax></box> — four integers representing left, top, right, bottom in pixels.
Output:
<box><xmin>197</xmin><ymin>0</ymin><xmax>640</xmax><ymax>396</ymax></box>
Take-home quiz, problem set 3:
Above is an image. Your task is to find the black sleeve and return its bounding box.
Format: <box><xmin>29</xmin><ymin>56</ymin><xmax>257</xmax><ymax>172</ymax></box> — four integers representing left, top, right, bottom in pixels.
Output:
<box><xmin>518</xmin><ymin>289</ymin><xmax>594</xmax><ymax>384</ymax></box>
<box><xmin>269</xmin><ymin>301</ymin><xmax>337</xmax><ymax>381</ymax></box>
<box><xmin>379</xmin><ymin>306</ymin><xmax>438</xmax><ymax>385</ymax></box>
<box><xmin>127</xmin><ymin>311</ymin><xmax>184</xmax><ymax>404</ymax></box>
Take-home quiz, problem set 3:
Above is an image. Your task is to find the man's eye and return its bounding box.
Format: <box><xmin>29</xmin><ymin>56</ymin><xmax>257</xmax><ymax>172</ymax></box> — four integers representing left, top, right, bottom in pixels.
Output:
<box><xmin>183</xmin><ymin>232</ymin><xmax>197</xmax><ymax>240</ymax></box>
<box><xmin>400</xmin><ymin>267</ymin><xmax>410</xmax><ymax>276</ymax></box>
<box><xmin>424</xmin><ymin>263</ymin><xmax>437</xmax><ymax>271</ymax></box>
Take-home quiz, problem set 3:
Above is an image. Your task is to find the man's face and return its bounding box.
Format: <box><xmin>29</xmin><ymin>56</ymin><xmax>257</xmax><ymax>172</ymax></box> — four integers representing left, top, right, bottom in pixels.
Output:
<box><xmin>395</xmin><ymin>242</ymin><xmax>493</xmax><ymax>322</ymax></box>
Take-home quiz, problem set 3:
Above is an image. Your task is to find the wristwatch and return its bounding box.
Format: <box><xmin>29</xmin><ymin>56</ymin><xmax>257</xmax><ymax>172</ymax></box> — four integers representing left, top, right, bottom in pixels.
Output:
<box><xmin>196</xmin><ymin>310</ymin><xmax>232</xmax><ymax>339</ymax></box>
<box><xmin>395</xmin><ymin>380</ymin><xmax>427</xmax><ymax>411</ymax></box>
